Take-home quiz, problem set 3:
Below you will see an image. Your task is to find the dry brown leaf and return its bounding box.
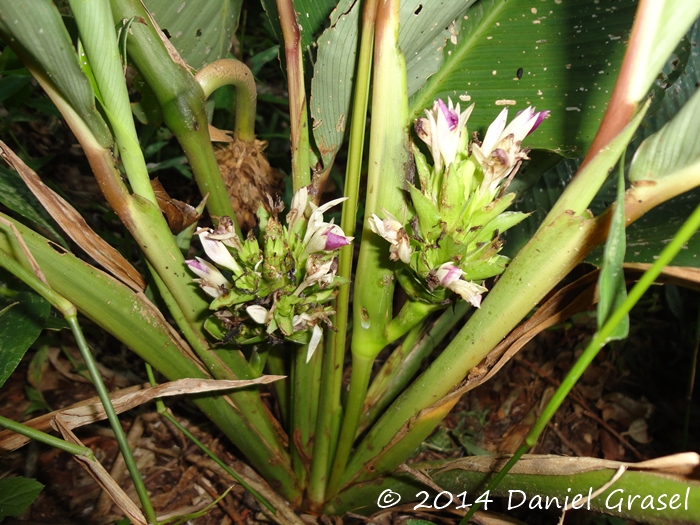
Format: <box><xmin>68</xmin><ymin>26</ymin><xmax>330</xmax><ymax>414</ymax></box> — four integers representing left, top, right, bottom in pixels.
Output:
<box><xmin>57</xmin><ymin>376</ymin><xmax>285</xmax><ymax>430</ymax></box>
<box><xmin>208</xmin><ymin>124</ymin><xmax>235</xmax><ymax>143</ymax></box>
<box><xmin>436</xmin><ymin>452</ymin><xmax>700</xmax><ymax>477</ymax></box>
<box><xmin>53</xmin><ymin>418</ymin><xmax>148</xmax><ymax>525</ymax></box>
<box><xmin>151</xmin><ymin>178</ymin><xmax>201</xmax><ymax>233</ymax></box>
<box><xmin>0</xmin><ymin>141</ymin><xmax>146</xmax><ymax>291</ymax></box>
<box><xmin>0</xmin><ymin>384</ymin><xmax>145</xmax><ymax>453</ymax></box>
<box><xmin>624</xmin><ymin>263</ymin><xmax>700</xmax><ymax>291</ymax></box>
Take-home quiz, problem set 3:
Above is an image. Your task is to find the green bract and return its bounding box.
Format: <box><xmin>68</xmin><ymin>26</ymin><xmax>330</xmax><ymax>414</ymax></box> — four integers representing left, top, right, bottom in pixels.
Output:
<box><xmin>186</xmin><ymin>188</ymin><xmax>351</xmax><ymax>359</ymax></box>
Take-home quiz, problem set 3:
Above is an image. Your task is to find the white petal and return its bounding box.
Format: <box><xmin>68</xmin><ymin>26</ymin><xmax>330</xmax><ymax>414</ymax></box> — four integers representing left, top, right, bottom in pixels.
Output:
<box><xmin>246</xmin><ymin>305</ymin><xmax>269</xmax><ymax>324</ymax></box>
<box><xmin>481</xmin><ymin>108</ymin><xmax>509</xmax><ymax>156</ymax></box>
<box><xmin>306</xmin><ymin>324</ymin><xmax>324</xmax><ymax>363</ymax></box>
<box><xmin>199</xmin><ymin>231</ymin><xmax>242</xmax><ymax>274</ymax></box>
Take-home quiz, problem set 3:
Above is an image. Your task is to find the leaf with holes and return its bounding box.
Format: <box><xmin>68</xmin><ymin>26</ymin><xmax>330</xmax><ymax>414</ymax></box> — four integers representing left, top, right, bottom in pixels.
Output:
<box><xmin>144</xmin><ymin>0</ymin><xmax>242</xmax><ymax>70</ymax></box>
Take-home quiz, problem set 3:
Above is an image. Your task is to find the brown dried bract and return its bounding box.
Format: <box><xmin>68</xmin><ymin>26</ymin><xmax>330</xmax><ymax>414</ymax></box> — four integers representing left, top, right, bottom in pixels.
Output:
<box><xmin>216</xmin><ymin>138</ymin><xmax>285</xmax><ymax>231</ymax></box>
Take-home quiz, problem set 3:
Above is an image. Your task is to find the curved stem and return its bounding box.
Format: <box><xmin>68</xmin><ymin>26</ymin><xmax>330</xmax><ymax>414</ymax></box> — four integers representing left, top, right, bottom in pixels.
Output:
<box><xmin>194</xmin><ymin>59</ymin><xmax>257</xmax><ymax>142</ymax></box>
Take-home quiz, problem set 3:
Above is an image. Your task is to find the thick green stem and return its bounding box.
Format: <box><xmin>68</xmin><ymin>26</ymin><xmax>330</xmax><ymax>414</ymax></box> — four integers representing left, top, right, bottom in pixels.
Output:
<box><xmin>266</xmin><ymin>346</ymin><xmax>290</xmax><ymax>425</ymax></box>
<box><xmin>326</xmin><ymin>353</ymin><xmax>375</xmax><ymax>497</ymax></box>
<box><xmin>307</xmin><ymin>0</ymin><xmax>380</xmax><ymax>508</ymax></box>
<box><xmin>68</xmin><ymin>0</ymin><xmax>157</xmax><ymax>204</ymax></box>
<box><xmin>290</xmin><ymin>342</ymin><xmax>322</xmax><ymax>488</ymax></box>
<box><xmin>386</xmin><ymin>300</ymin><xmax>440</xmax><ymax>343</ymax></box>
<box><xmin>194</xmin><ymin>59</ymin><xmax>257</xmax><ymax>142</ymax></box>
<box><xmin>109</xmin><ymin>0</ymin><xmax>239</xmax><ymax>225</ymax></box>
<box><xmin>330</xmin><ymin>0</ymin><xmax>411</xmax><ymax>494</ymax></box>
<box><xmin>276</xmin><ymin>0</ymin><xmax>311</xmax><ymax>191</ymax></box>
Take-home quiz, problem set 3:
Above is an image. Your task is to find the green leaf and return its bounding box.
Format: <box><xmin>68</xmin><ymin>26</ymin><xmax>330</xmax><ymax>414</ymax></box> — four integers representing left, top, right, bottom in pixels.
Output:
<box><xmin>311</xmin><ymin>0</ymin><xmax>474</xmax><ymax>168</ymax></box>
<box><xmin>409</xmin><ymin>0</ymin><xmax>637</xmax><ymax>156</ymax></box>
<box><xmin>596</xmin><ymin>161</ymin><xmax>628</xmax><ymax>341</ymax></box>
<box><xmin>0</xmin><ymin>477</ymin><xmax>44</xmax><ymax>518</ymax></box>
<box><xmin>0</xmin><ymin>0</ymin><xmax>112</xmax><ymax>146</ymax></box>
<box><xmin>0</xmin><ymin>166</ymin><xmax>69</xmax><ymax>249</ymax></box>
<box><xmin>505</xmin><ymin>21</ymin><xmax>700</xmax><ymax>264</ymax></box>
<box><xmin>144</xmin><ymin>0</ymin><xmax>242</xmax><ymax>70</ymax></box>
<box><xmin>0</xmin><ymin>284</ymin><xmax>50</xmax><ymax>389</ymax></box>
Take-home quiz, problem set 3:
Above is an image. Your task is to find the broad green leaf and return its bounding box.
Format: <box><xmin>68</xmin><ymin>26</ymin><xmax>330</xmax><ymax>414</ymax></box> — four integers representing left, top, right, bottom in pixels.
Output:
<box><xmin>0</xmin><ymin>477</ymin><xmax>44</xmax><ymax>518</ymax></box>
<box><xmin>144</xmin><ymin>0</ymin><xmax>242</xmax><ymax>70</ymax></box>
<box><xmin>0</xmin><ymin>0</ymin><xmax>112</xmax><ymax>146</ymax></box>
<box><xmin>311</xmin><ymin>0</ymin><xmax>474</xmax><ymax>168</ymax></box>
<box><xmin>0</xmin><ymin>276</ymin><xmax>50</xmax><ymax>388</ymax></box>
<box><xmin>596</xmin><ymin>161</ymin><xmax>628</xmax><ymax>341</ymax></box>
<box><xmin>0</xmin><ymin>166</ymin><xmax>68</xmax><ymax>249</ymax></box>
<box><xmin>505</xmin><ymin>20</ymin><xmax>700</xmax><ymax>264</ymax></box>
<box><xmin>409</xmin><ymin>0</ymin><xmax>637</xmax><ymax>156</ymax></box>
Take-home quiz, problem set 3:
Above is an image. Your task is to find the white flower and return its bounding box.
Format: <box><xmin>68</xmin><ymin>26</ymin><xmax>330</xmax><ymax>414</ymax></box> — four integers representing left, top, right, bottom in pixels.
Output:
<box><xmin>186</xmin><ymin>257</ymin><xmax>230</xmax><ymax>298</ymax></box>
<box><xmin>300</xmin><ymin>197</ymin><xmax>352</xmax><ymax>258</ymax></box>
<box><xmin>472</xmin><ymin>107</ymin><xmax>550</xmax><ymax>194</ymax></box>
<box><xmin>197</xmin><ymin>228</ymin><xmax>243</xmax><ymax>275</ymax></box>
<box><xmin>415</xmin><ymin>98</ymin><xmax>474</xmax><ymax>172</ymax></box>
<box><xmin>294</xmin><ymin>255</ymin><xmax>336</xmax><ymax>295</ymax></box>
<box><xmin>368</xmin><ymin>210</ymin><xmax>412</xmax><ymax>264</ymax></box>
<box><xmin>434</xmin><ymin>262</ymin><xmax>487</xmax><ymax>308</ymax></box>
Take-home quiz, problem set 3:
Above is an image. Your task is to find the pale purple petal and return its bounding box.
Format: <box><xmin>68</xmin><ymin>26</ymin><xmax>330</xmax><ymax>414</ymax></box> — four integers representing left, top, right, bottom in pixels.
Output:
<box><xmin>324</xmin><ymin>229</ymin><xmax>351</xmax><ymax>250</ymax></box>
<box><xmin>437</xmin><ymin>98</ymin><xmax>459</xmax><ymax>131</ymax></box>
<box><xmin>529</xmin><ymin>110</ymin><xmax>550</xmax><ymax>134</ymax></box>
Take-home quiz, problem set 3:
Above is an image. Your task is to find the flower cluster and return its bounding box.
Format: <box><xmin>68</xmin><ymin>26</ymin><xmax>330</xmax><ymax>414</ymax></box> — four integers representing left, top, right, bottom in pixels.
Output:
<box><xmin>371</xmin><ymin>99</ymin><xmax>548</xmax><ymax>307</ymax></box>
<box><xmin>186</xmin><ymin>187</ymin><xmax>351</xmax><ymax>362</ymax></box>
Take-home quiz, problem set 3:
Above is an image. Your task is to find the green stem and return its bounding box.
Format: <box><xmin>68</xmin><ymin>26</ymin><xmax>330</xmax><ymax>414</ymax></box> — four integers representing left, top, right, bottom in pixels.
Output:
<box><xmin>326</xmin><ymin>353</ymin><xmax>375</xmax><ymax>496</ymax></box>
<box><xmin>194</xmin><ymin>59</ymin><xmax>257</xmax><ymax>142</ymax></box>
<box><xmin>386</xmin><ymin>300</ymin><xmax>440</xmax><ymax>343</ymax></box>
<box><xmin>144</xmin><ymin>364</ymin><xmax>277</xmax><ymax>515</ymax></box>
<box><xmin>359</xmin><ymin>302</ymin><xmax>469</xmax><ymax>433</ymax></box>
<box><xmin>266</xmin><ymin>345</ymin><xmax>290</xmax><ymax>425</ymax></box>
<box><xmin>307</xmin><ymin>0</ymin><xmax>381</xmax><ymax>509</ymax></box>
<box><xmin>290</xmin><ymin>342</ymin><xmax>322</xmax><ymax>487</ymax></box>
<box><xmin>69</xmin><ymin>0</ymin><xmax>157</xmax><ymax>204</ymax></box>
<box><xmin>329</xmin><ymin>0</ymin><xmax>410</xmax><ymax>495</ymax></box>
<box><xmin>0</xmin><ymin>415</ymin><xmax>92</xmax><ymax>458</ymax></box>
<box><xmin>109</xmin><ymin>0</ymin><xmax>239</xmax><ymax>225</ymax></box>
<box><xmin>276</xmin><ymin>0</ymin><xmax>310</xmax><ymax>191</ymax></box>
<box><xmin>67</xmin><ymin>316</ymin><xmax>157</xmax><ymax>524</ymax></box>
<box><xmin>461</xmin><ymin>198</ymin><xmax>700</xmax><ymax>523</ymax></box>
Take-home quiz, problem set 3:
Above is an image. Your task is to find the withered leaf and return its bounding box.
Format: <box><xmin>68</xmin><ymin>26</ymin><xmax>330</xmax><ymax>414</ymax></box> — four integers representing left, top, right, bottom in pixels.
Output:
<box><xmin>151</xmin><ymin>178</ymin><xmax>201</xmax><ymax>234</ymax></box>
<box><xmin>0</xmin><ymin>141</ymin><xmax>146</xmax><ymax>291</ymax></box>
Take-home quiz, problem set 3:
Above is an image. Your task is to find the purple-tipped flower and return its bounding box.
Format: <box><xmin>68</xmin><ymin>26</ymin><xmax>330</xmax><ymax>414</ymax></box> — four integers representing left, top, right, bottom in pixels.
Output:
<box><xmin>301</xmin><ymin>197</ymin><xmax>353</xmax><ymax>258</ymax></box>
<box><xmin>368</xmin><ymin>211</ymin><xmax>412</xmax><ymax>264</ymax></box>
<box><xmin>186</xmin><ymin>257</ymin><xmax>230</xmax><ymax>298</ymax></box>
<box><xmin>472</xmin><ymin>106</ymin><xmax>550</xmax><ymax>195</ymax></box>
<box><xmin>415</xmin><ymin>98</ymin><xmax>474</xmax><ymax>172</ymax></box>
<box><xmin>434</xmin><ymin>262</ymin><xmax>488</xmax><ymax>308</ymax></box>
